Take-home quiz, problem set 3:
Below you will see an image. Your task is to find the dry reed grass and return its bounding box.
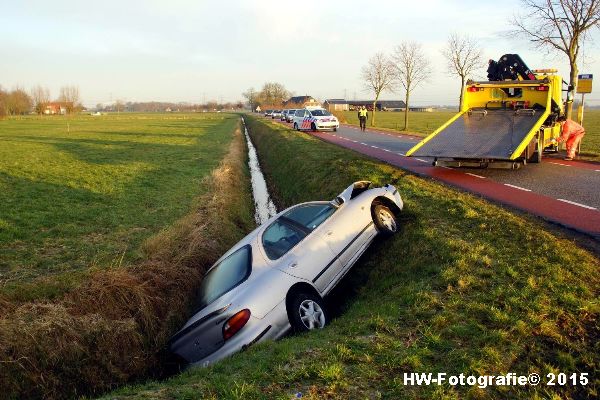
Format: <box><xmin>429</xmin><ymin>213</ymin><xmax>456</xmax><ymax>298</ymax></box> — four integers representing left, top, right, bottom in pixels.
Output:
<box><xmin>0</xmin><ymin>124</ymin><xmax>254</xmax><ymax>399</ymax></box>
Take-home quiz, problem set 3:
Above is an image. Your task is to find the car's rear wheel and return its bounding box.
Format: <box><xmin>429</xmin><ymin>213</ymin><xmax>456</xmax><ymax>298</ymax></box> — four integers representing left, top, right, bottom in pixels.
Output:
<box><xmin>289</xmin><ymin>292</ymin><xmax>327</xmax><ymax>332</ymax></box>
<box><xmin>372</xmin><ymin>202</ymin><xmax>399</xmax><ymax>236</ymax></box>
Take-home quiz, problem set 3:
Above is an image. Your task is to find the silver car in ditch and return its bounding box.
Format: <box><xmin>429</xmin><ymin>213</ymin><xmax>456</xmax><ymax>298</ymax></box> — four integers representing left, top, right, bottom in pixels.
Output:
<box><xmin>169</xmin><ymin>181</ymin><xmax>403</xmax><ymax>367</ymax></box>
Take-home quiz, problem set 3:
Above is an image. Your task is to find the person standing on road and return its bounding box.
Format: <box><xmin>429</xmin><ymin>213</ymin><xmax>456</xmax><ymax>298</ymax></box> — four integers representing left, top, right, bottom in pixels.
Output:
<box><xmin>358</xmin><ymin>106</ymin><xmax>368</xmax><ymax>132</ymax></box>
<box><xmin>557</xmin><ymin>116</ymin><xmax>586</xmax><ymax>161</ymax></box>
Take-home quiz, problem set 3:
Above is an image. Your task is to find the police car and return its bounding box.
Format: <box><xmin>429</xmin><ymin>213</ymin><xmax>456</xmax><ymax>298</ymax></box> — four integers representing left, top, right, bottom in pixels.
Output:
<box><xmin>292</xmin><ymin>108</ymin><xmax>339</xmax><ymax>132</ymax></box>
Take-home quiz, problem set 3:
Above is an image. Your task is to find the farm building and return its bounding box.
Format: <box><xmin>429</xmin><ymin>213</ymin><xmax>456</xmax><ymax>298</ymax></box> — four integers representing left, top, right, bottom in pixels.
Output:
<box><xmin>44</xmin><ymin>102</ymin><xmax>72</xmax><ymax>115</ymax></box>
<box><xmin>283</xmin><ymin>95</ymin><xmax>321</xmax><ymax>108</ymax></box>
<box><xmin>324</xmin><ymin>99</ymin><xmax>408</xmax><ymax>112</ymax></box>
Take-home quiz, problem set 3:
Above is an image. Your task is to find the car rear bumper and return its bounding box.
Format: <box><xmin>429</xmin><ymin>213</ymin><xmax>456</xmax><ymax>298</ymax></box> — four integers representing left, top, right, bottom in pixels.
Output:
<box><xmin>186</xmin><ymin>299</ymin><xmax>290</xmax><ymax>368</ymax></box>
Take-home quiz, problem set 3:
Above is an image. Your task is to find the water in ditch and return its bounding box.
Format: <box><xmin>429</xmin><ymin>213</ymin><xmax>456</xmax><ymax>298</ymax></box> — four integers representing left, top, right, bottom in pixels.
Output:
<box><xmin>242</xmin><ymin>118</ymin><xmax>277</xmax><ymax>225</ymax></box>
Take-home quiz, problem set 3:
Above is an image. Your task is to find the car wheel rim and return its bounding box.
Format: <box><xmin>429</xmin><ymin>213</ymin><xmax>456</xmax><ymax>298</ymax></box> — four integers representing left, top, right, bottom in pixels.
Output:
<box><xmin>299</xmin><ymin>299</ymin><xmax>325</xmax><ymax>330</ymax></box>
<box><xmin>378</xmin><ymin>209</ymin><xmax>397</xmax><ymax>232</ymax></box>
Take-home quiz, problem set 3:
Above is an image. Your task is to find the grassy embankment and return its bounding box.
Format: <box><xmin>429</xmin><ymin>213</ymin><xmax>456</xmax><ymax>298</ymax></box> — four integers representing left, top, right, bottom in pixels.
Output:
<box><xmin>105</xmin><ymin>114</ymin><xmax>599</xmax><ymax>399</ymax></box>
<box><xmin>0</xmin><ymin>114</ymin><xmax>255</xmax><ymax>399</ymax></box>
<box><xmin>342</xmin><ymin>109</ymin><xmax>600</xmax><ymax>161</ymax></box>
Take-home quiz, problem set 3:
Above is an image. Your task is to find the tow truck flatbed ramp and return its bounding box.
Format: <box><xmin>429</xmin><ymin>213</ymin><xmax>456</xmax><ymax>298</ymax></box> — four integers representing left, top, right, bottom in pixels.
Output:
<box><xmin>408</xmin><ymin>109</ymin><xmax>543</xmax><ymax>160</ymax></box>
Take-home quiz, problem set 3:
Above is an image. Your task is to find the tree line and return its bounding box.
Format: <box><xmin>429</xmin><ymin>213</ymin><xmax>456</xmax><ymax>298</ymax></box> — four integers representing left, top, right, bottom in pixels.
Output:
<box><xmin>96</xmin><ymin>100</ymin><xmax>245</xmax><ymax>113</ymax></box>
<box><xmin>0</xmin><ymin>85</ymin><xmax>82</xmax><ymax>117</ymax></box>
<box><xmin>242</xmin><ymin>83</ymin><xmax>290</xmax><ymax>111</ymax></box>
<box><xmin>362</xmin><ymin>0</ymin><xmax>599</xmax><ymax>129</ymax></box>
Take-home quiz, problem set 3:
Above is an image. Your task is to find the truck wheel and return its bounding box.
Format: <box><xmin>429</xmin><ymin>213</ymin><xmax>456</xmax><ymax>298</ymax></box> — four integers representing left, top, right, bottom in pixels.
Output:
<box><xmin>532</xmin><ymin>133</ymin><xmax>543</xmax><ymax>163</ymax></box>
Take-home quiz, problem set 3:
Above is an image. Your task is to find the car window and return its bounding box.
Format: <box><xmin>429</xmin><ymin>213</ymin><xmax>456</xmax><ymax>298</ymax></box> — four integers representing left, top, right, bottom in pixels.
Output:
<box><xmin>262</xmin><ymin>220</ymin><xmax>307</xmax><ymax>260</ymax></box>
<box><xmin>309</xmin><ymin>109</ymin><xmax>331</xmax><ymax>116</ymax></box>
<box><xmin>195</xmin><ymin>246</ymin><xmax>252</xmax><ymax>310</ymax></box>
<box><xmin>283</xmin><ymin>203</ymin><xmax>336</xmax><ymax>230</ymax></box>
<box><xmin>295</xmin><ymin>110</ymin><xmax>304</xmax><ymax>117</ymax></box>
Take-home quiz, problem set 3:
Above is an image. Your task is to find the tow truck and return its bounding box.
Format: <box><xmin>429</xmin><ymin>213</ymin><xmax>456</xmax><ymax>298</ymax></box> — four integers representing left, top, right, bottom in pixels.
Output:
<box><xmin>407</xmin><ymin>54</ymin><xmax>566</xmax><ymax>169</ymax></box>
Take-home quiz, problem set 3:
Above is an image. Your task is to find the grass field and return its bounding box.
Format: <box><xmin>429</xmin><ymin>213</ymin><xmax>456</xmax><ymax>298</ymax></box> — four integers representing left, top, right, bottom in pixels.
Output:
<box><xmin>0</xmin><ymin>113</ymin><xmax>237</xmax><ymax>300</ymax></box>
<box><xmin>104</xmin><ymin>115</ymin><xmax>599</xmax><ymax>399</ymax></box>
<box><xmin>342</xmin><ymin>109</ymin><xmax>600</xmax><ymax>160</ymax></box>
<box><xmin>0</xmin><ymin>114</ymin><xmax>257</xmax><ymax>399</ymax></box>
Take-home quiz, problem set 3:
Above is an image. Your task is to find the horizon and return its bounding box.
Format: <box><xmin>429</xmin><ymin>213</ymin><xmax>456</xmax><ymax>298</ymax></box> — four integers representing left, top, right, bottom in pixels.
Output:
<box><xmin>2</xmin><ymin>0</ymin><xmax>599</xmax><ymax>107</ymax></box>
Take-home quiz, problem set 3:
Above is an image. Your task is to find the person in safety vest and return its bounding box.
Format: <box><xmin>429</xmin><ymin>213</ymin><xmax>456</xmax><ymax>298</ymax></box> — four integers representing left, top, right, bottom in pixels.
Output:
<box><xmin>557</xmin><ymin>115</ymin><xmax>586</xmax><ymax>161</ymax></box>
<box><xmin>358</xmin><ymin>106</ymin><xmax>368</xmax><ymax>132</ymax></box>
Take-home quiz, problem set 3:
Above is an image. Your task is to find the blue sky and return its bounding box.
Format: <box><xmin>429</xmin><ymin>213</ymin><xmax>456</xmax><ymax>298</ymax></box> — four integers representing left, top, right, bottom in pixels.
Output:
<box><xmin>1</xmin><ymin>0</ymin><xmax>598</xmax><ymax>107</ymax></box>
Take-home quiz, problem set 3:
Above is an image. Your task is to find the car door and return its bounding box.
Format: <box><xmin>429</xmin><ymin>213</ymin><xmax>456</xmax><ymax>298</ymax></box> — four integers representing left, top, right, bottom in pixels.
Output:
<box><xmin>316</xmin><ymin>199</ymin><xmax>374</xmax><ymax>271</ymax></box>
<box><xmin>263</xmin><ymin>217</ymin><xmax>340</xmax><ymax>293</ymax></box>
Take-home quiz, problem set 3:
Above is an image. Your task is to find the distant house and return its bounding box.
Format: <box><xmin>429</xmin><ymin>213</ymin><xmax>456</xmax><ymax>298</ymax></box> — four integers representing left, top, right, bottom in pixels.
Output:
<box><xmin>283</xmin><ymin>95</ymin><xmax>321</xmax><ymax>108</ymax></box>
<box><xmin>324</xmin><ymin>99</ymin><xmax>407</xmax><ymax>112</ymax></box>
<box><xmin>44</xmin><ymin>102</ymin><xmax>72</xmax><ymax>115</ymax></box>
<box><xmin>322</xmin><ymin>99</ymin><xmax>349</xmax><ymax>111</ymax></box>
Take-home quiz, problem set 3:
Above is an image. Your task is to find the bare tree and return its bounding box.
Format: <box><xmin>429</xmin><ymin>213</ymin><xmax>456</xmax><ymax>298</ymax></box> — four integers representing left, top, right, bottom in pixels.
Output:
<box><xmin>512</xmin><ymin>0</ymin><xmax>600</xmax><ymax>118</ymax></box>
<box><xmin>0</xmin><ymin>87</ymin><xmax>7</xmax><ymax>118</ymax></box>
<box><xmin>6</xmin><ymin>88</ymin><xmax>33</xmax><ymax>115</ymax></box>
<box><xmin>392</xmin><ymin>42</ymin><xmax>431</xmax><ymax>130</ymax></box>
<box><xmin>242</xmin><ymin>87</ymin><xmax>259</xmax><ymax>111</ymax></box>
<box><xmin>441</xmin><ymin>33</ymin><xmax>483</xmax><ymax>111</ymax></box>
<box><xmin>258</xmin><ymin>82</ymin><xmax>289</xmax><ymax>108</ymax></box>
<box><xmin>58</xmin><ymin>85</ymin><xmax>81</xmax><ymax>114</ymax></box>
<box><xmin>361</xmin><ymin>52</ymin><xmax>396</xmax><ymax>126</ymax></box>
<box><xmin>31</xmin><ymin>85</ymin><xmax>51</xmax><ymax>115</ymax></box>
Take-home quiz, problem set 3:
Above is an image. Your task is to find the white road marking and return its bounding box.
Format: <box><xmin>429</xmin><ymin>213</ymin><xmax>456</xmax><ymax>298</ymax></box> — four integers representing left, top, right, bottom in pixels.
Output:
<box><xmin>595</xmin><ymin>169</ymin><xmax>600</xmax><ymax>172</ymax></box>
<box><xmin>383</xmin><ymin>148</ymin><xmax>391</xmax><ymax>152</ymax></box>
<box><xmin>465</xmin><ymin>173</ymin><xmax>486</xmax><ymax>179</ymax></box>
<box><xmin>398</xmin><ymin>152</ymin><xmax>406</xmax><ymax>156</ymax></box>
<box><xmin>557</xmin><ymin>199</ymin><xmax>597</xmax><ymax>210</ymax></box>
<box><xmin>548</xmin><ymin>162</ymin><xmax>571</xmax><ymax>167</ymax></box>
<box><xmin>504</xmin><ymin>183</ymin><xmax>532</xmax><ymax>192</ymax></box>
<box><xmin>360</xmin><ymin>142</ymin><xmax>368</xmax><ymax>145</ymax></box>
<box><xmin>351</xmin><ymin>140</ymin><xmax>358</xmax><ymax>143</ymax></box>
<box><xmin>415</xmin><ymin>158</ymin><xmax>428</xmax><ymax>163</ymax></box>
<box><xmin>371</xmin><ymin>145</ymin><xmax>379</xmax><ymax>149</ymax></box>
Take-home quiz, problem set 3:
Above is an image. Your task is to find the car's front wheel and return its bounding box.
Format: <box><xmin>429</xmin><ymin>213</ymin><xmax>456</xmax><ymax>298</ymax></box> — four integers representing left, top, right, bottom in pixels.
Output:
<box><xmin>372</xmin><ymin>202</ymin><xmax>399</xmax><ymax>236</ymax></box>
<box><xmin>293</xmin><ymin>123</ymin><xmax>299</xmax><ymax>131</ymax></box>
<box><xmin>289</xmin><ymin>292</ymin><xmax>327</xmax><ymax>332</ymax></box>
<box><xmin>311</xmin><ymin>123</ymin><xmax>317</xmax><ymax>132</ymax></box>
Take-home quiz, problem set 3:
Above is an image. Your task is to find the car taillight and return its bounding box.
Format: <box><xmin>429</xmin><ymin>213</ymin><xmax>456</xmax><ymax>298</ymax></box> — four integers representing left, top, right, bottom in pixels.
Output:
<box><xmin>467</xmin><ymin>86</ymin><xmax>483</xmax><ymax>92</ymax></box>
<box><xmin>536</xmin><ymin>85</ymin><xmax>549</xmax><ymax>91</ymax></box>
<box><xmin>222</xmin><ymin>309</ymin><xmax>251</xmax><ymax>340</ymax></box>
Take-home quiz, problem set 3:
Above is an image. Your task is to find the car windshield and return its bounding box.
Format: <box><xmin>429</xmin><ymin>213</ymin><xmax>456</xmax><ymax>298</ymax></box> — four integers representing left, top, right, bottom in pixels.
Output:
<box><xmin>310</xmin><ymin>109</ymin><xmax>331</xmax><ymax>117</ymax></box>
<box><xmin>283</xmin><ymin>203</ymin><xmax>336</xmax><ymax>230</ymax></box>
<box><xmin>195</xmin><ymin>246</ymin><xmax>252</xmax><ymax>310</ymax></box>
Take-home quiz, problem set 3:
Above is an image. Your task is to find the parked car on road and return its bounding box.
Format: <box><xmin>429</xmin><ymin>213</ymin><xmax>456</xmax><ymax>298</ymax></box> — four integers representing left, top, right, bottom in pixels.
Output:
<box><xmin>292</xmin><ymin>108</ymin><xmax>339</xmax><ymax>132</ymax></box>
<box><xmin>271</xmin><ymin>110</ymin><xmax>282</xmax><ymax>119</ymax></box>
<box><xmin>280</xmin><ymin>110</ymin><xmax>289</xmax><ymax>121</ymax></box>
<box><xmin>169</xmin><ymin>181</ymin><xmax>403</xmax><ymax>367</ymax></box>
<box><xmin>264</xmin><ymin>110</ymin><xmax>273</xmax><ymax>117</ymax></box>
<box><xmin>285</xmin><ymin>109</ymin><xmax>297</xmax><ymax>123</ymax></box>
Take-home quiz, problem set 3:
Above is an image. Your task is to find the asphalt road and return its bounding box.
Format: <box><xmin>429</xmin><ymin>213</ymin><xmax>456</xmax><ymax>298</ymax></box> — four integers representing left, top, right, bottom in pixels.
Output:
<box><xmin>267</xmin><ymin>116</ymin><xmax>600</xmax><ymax>239</ymax></box>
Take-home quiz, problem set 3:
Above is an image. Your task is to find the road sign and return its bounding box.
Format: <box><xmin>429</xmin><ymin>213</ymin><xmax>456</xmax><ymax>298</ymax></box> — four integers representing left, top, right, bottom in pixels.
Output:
<box><xmin>577</xmin><ymin>74</ymin><xmax>593</xmax><ymax>93</ymax></box>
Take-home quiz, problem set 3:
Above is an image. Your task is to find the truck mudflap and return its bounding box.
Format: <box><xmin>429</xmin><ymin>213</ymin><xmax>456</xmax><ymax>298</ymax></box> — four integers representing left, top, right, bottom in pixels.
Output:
<box><xmin>407</xmin><ymin>108</ymin><xmax>548</xmax><ymax>160</ymax></box>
